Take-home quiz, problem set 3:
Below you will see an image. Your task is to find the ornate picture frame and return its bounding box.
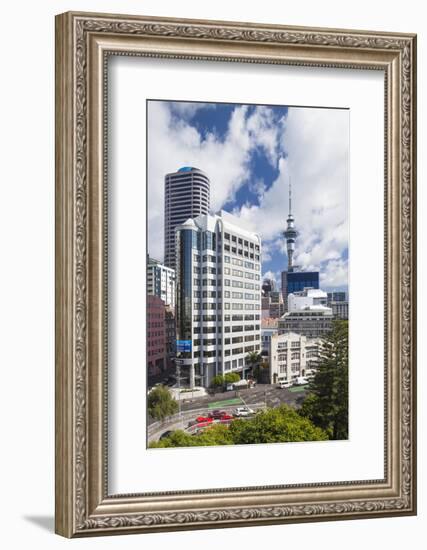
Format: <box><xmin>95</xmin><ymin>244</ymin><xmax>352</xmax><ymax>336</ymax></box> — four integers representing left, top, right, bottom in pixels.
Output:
<box><xmin>55</xmin><ymin>11</ymin><xmax>417</xmax><ymax>537</ymax></box>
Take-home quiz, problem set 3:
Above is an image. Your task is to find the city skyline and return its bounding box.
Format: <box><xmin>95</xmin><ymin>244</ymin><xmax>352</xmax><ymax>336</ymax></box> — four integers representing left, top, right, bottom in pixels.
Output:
<box><xmin>147</xmin><ymin>100</ymin><xmax>349</xmax><ymax>292</ymax></box>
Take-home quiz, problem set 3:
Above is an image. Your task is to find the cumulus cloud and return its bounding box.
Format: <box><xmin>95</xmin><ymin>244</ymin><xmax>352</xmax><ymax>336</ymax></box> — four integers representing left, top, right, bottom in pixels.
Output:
<box><xmin>147</xmin><ymin>101</ymin><xmax>349</xmax><ymax>292</ymax></box>
<box><xmin>147</xmin><ymin>102</ymin><xmax>282</xmax><ymax>260</ymax></box>
<box><xmin>232</xmin><ymin>107</ymin><xmax>349</xmax><ymax>290</ymax></box>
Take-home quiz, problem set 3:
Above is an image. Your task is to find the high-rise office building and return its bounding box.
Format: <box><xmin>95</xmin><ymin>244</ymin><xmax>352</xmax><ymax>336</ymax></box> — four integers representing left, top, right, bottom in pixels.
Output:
<box><xmin>164</xmin><ymin>167</ymin><xmax>210</xmax><ymax>270</ymax></box>
<box><xmin>147</xmin><ymin>257</ymin><xmax>176</xmax><ymax>309</ymax></box>
<box><xmin>281</xmin><ymin>270</ymin><xmax>320</xmax><ymax>311</ymax></box>
<box><xmin>175</xmin><ymin>210</ymin><xmax>262</xmax><ymax>388</ymax></box>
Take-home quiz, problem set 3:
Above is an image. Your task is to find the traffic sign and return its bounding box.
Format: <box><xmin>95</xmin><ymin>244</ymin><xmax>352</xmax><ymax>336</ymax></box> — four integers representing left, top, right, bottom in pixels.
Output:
<box><xmin>176</xmin><ymin>340</ymin><xmax>192</xmax><ymax>352</ymax></box>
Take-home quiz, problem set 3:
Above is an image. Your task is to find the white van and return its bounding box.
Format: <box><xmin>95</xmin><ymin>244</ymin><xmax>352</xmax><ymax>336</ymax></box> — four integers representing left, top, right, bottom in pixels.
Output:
<box><xmin>277</xmin><ymin>380</ymin><xmax>292</xmax><ymax>389</ymax></box>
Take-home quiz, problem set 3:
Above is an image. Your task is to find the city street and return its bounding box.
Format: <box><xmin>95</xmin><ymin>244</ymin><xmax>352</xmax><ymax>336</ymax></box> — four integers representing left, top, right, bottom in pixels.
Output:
<box><xmin>147</xmin><ymin>383</ymin><xmax>308</xmax><ymax>443</ymax></box>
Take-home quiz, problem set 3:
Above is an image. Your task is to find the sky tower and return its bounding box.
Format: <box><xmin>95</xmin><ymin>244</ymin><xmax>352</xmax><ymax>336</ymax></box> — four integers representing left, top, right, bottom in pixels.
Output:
<box><xmin>283</xmin><ymin>179</ymin><xmax>298</xmax><ymax>272</ymax></box>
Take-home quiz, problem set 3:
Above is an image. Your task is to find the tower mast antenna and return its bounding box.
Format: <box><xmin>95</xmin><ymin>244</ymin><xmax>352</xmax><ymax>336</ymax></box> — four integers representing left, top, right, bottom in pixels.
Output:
<box><xmin>283</xmin><ymin>176</ymin><xmax>298</xmax><ymax>272</ymax></box>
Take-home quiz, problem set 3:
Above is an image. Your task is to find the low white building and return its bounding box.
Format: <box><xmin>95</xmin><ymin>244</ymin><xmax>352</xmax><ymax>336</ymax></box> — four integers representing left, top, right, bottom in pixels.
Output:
<box><xmin>269</xmin><ymin>332</ymin><xmax>320</xmax><ymax>384</ymax></box>
<box><xmin>279</xmin><ymin>304</ymin><xmax>333</xmax><ymax>338</ymax></box>
<box><xmin>288</xmin><ymin>287</ymin><xmax>328</xmax><ymax>312</ymax></box>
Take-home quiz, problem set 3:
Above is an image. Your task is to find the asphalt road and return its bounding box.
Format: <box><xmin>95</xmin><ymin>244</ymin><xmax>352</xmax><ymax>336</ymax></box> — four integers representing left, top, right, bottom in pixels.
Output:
<box><xmin>176</xmin><ymin>384</ymin><xmax>306</xmax><ymax>414</ymax></box>
<box><xmin>147</xmin><ymin>384</ymin><xmax>308</xmax><ymax>443</ymax></box>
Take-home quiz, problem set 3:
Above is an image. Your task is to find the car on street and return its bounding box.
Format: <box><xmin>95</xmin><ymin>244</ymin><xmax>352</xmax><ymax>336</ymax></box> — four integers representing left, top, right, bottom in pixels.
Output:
<box><xmin>195</xmin><ymin>416</ymin><xmax>213</xmax><ymax>424</ymax></box>
<box><xmin>209</xmin><ymin>409</ymin><xmax>227</xmax><ymax>419</ymax></box>
<box><xmin>233</xmin><ymin>407</ymin><xmax>255</xmax><ymax>417</ymax></box>
<box><xmin>293</xmin><ymin>376</ymin><xmax>309</xmax><ymax>386</ymax></box>
<box><xmin>277</xmin><ymin>380</ymin><xmax>292</xmax><ymax>389</ymax></box>
<box><xmin>219</xmin><ymin>414</ymin><xmax>233</xmax><ymax>421</ymax></box>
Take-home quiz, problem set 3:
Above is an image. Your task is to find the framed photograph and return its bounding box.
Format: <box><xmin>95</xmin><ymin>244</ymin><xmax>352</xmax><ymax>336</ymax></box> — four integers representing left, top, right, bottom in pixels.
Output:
<box><xmin>55</xmin><ymin>11</ymin><xmax>417</xmax><ymax>537</ymax></box>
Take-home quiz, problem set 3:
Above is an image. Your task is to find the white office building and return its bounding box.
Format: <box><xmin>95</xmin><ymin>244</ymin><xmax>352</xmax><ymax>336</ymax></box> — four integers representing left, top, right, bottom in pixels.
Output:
<box><xmin>175</xmin><ymin>210</ymin><xmax>262</xmax><ymax>388</ymax></box>
<box><xmin>164</xmin><ymin>167</ymin><xmax>210</xmax><ymax>270</ymax></box>
<box><xmin>288</xmin><ymin>287</ymin><xmax>328</xmax><ymax>312</ymax></box>
<box><xmin>269</xmin><ymin>332</ymin><xmax>320</xmax><ymax>384</ymax></box>
<box><xmin>147</xmin><ymin>257</ymin><xmax>176</xmax><ymax>309</ymax></box>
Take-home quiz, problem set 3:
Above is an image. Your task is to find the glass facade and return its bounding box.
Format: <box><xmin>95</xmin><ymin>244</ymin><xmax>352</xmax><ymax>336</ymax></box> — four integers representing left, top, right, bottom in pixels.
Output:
<box><xmin>176</xmin><ymin>230</ymin><xmax>194</xmax><ymax>344</ymax></box>
<box><xmin>286</xmin><ymin>271</ymin><xmax>319</xmax><ymax>294</ymax></box>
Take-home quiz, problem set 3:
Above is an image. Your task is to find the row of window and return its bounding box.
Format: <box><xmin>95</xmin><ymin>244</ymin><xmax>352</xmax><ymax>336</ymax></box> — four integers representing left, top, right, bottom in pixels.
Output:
<box><xmin>224</xmin><ymin>303</ymin><xmax>261</xmax><ymax>311</ymax></box>
<box><xmin>193</xmin><ymin>345</ymin><xmax>259</xmax><ymax>358</ymax></box>
<box><xmin>192</xmin><ymin>314</ymin><xmax>260</xmax><ymax>322</ymax></box>
<box><xmin>223</xmin><ymin>232</ymin><xmax>260</xmax><ymax>252</ymax></box>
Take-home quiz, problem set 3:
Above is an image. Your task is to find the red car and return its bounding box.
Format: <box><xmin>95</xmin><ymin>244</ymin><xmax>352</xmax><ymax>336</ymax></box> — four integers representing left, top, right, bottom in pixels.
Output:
<box><xmin>219</xmin><ymin>414</ymin><xmax>233</xmax><ymax>421</ymax></box>
<box><xmin>195</xmin><ymin>416</ymin><xmax>213</xmax><ymax>424</ymax></box>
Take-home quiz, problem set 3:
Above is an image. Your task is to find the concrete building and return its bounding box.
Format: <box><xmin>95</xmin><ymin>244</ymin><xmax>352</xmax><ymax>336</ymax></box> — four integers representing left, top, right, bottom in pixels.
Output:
<box><xmin>330</xmin><ymin>300</ymin><xmax>349</xmax><ymax>320</ymax></box>
<box><xmin>261</xmin><ymin>318</ymin><xmax>278</xmax><ymax>359</ymax></box>
<box><xmin>147</xmin><ymin>295</ymin><xmax>166</xmax><ymax>377</ymax></box>
<box><xmin>269</xmin><ymin>291</ymin><xmax>284</xmax><ymax>318</ymax></box>
<box><xmin>288</xmin><ymin>287</ymin><xmax>328</xmax><ymax>312</ymax></box>
<box><xmin>281</xmin><ymin>270</ymin><xmax>320</xmax><ymax>311</ymax></box>
<box><xmin>327</xmin><ymin>291</ymin><xmax>347</xmax><ymax>303</ymax></box>
<box><xmin>147</xmin><ymin>257</ymin><xmax>176</xmax><ymax>309</ymax></box>
<box><xmin>164</xmin><ymin>306</ymin><xmax>176</xmax><ymax>369</ymax></box>
<box><xmin>175</xmin><ymin>210</ymin><xmax>262</xmax><ymax>388</ymax></box>
<box><xmin>164</xmin><ymin>167</ymin><xmax>210</xmax><ymax>270</ymax></box>
<box><xmin>269</xmin><ymin>332</ymin><xmax>320</xmax><ymax>384</ymax></box>
<box><xmin>262</xmin><ymin>278</ymin><xmax>276</xmax><ymax>296</ymax></box>
<box><xmin>279</xmin><ymin>305</ymin><xmax>333</xmax><ymax>338</ymax></box>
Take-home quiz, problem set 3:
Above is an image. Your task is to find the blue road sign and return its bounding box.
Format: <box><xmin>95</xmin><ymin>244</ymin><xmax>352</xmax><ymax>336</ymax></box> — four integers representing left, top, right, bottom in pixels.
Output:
<box><xmin>176</xmin><ymin>340</ymin><xmax>192</xmax><ymax>353</ymax></box>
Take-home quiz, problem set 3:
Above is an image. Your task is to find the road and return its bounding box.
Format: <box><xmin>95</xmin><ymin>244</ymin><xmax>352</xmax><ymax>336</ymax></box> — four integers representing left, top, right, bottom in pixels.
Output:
<box><xmin>147</xmin><ymin>384</ymin><xmax>308</xmax><ymax>444</ymax></box>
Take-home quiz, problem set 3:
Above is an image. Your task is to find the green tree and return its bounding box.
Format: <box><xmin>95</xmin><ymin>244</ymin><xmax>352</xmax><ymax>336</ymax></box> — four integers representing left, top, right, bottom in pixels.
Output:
<box><xmin>210</xmin><ymin>374</ymin><xmax>225</xmax><ymax>388</ymax></box>
<box><xmin>246</xmin><ymin>351</ymin><xmax>262</xmax><ymax>369</ymax></box>
<box><xmin>149</xmin><ymin>424</ymin><xmax>233</xmax><ymax>448</ymax></box>
<box><xmin>149</xmin><ymin>405</ymin><xmax>327</xmax><ymax>448</ymax></box>
<box><xmin>224</xmin><ymin>372</ymin><xmax>240</xmax><ymax>384</ymax></box>
<box><xmin>147</xmin><ymin>385</ymin><xmax>178</xmax><ymax>421</ymax></box>
<box><xmin>299</xmin><ymin>320</ymin><xmax>349</xmax><ymax>440</ymax></box>
<box><xmin>229</xmin><ymin>405</ymin><xmax>328</xmax><ymax>444</ymax></box>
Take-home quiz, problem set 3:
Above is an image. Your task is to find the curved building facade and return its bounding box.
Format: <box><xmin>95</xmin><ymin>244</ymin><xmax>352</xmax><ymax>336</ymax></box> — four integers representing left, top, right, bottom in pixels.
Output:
<box><xmin>164</xmin><ymin>167</ymin><xmax>210</xmax><ymax>270</ymax></box>
<box><xmin>176</xmin><ymin>211</ymin><xmax>262</xmax><ymax>388</ymax></box>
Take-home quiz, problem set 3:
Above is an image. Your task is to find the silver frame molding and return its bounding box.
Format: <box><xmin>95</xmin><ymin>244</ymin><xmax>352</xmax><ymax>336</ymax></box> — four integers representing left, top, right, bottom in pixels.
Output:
<box><xmin>55</xmin><ymin>11</ymin><xmax>417</xmax><ymax>537</ymax></box>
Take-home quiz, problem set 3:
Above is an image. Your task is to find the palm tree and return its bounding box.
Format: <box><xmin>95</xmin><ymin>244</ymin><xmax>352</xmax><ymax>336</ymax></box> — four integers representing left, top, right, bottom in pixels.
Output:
<box><xmin>245</xmin><ymin>351</ymin><xmax>262</xmax><ymax>380</ymax></box>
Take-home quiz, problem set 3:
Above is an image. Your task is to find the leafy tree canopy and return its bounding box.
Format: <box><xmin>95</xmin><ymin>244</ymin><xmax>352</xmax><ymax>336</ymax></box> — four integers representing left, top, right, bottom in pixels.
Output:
<box><xmin>147</xmin><ymin>385</ymin><xmax>178</xmax><ymax>421</ymax></box>
<box><xmin>149</xmin><ymin>405</ymin><xmax>327</xmax><ymax>448</ymax></box>
<box><xmin>299</xmin><ymin>320</ymin><xmax>348</xmax><ymax>440</ymax></box>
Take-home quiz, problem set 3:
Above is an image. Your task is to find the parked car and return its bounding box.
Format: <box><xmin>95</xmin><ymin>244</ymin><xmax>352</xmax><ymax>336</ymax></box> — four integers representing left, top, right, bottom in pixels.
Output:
<box><xmin>277</xmin><ymin>380</ymin><xmax>292</xmax><ymax>389</ymax></box>
<box><xmin>219</xmin><ymin>414</ymin><xmax>233</xmax><ymax>421</ymax></box>
<box><xmin>293</xmin><ymin>376</ymin><xmax>309</xmax><ymax>386</ymax></box>
<box><xmin>195</xmin><ymin>416</ymin><xmax>213</xmax><ymax>423</ymax></box>
<box><xmin>233</xmin><ymin>407</ymin><xmax>255</xmax><ymax>417</ymax></box>
<box><xmin>209</xmin><ymin>409</ymin><xmax>226</xmax><ymax>419</ymax></box>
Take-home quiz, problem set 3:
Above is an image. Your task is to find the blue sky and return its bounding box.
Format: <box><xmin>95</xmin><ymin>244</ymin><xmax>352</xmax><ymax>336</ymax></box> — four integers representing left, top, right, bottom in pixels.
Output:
<box><xmin>147</xmin><ymin>100</ymin><xmax>349</xmax><ymax>292</ymax></box>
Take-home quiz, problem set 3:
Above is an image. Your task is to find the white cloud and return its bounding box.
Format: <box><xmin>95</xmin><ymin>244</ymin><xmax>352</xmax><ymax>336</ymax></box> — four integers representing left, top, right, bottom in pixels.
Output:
<box><xmin>147</xmin><ymin>102</ymin><xmax>283</xmax><ymax>260</ymax></box>
<box><xmin>147</xmin><ymin>102</ymin><xmax>349</xmax><ymax>291</ymax></box>
<box><xmin>232</xmin><ymin>107</ymin><xmax>349</xmax><ymax>289</ymax></box>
